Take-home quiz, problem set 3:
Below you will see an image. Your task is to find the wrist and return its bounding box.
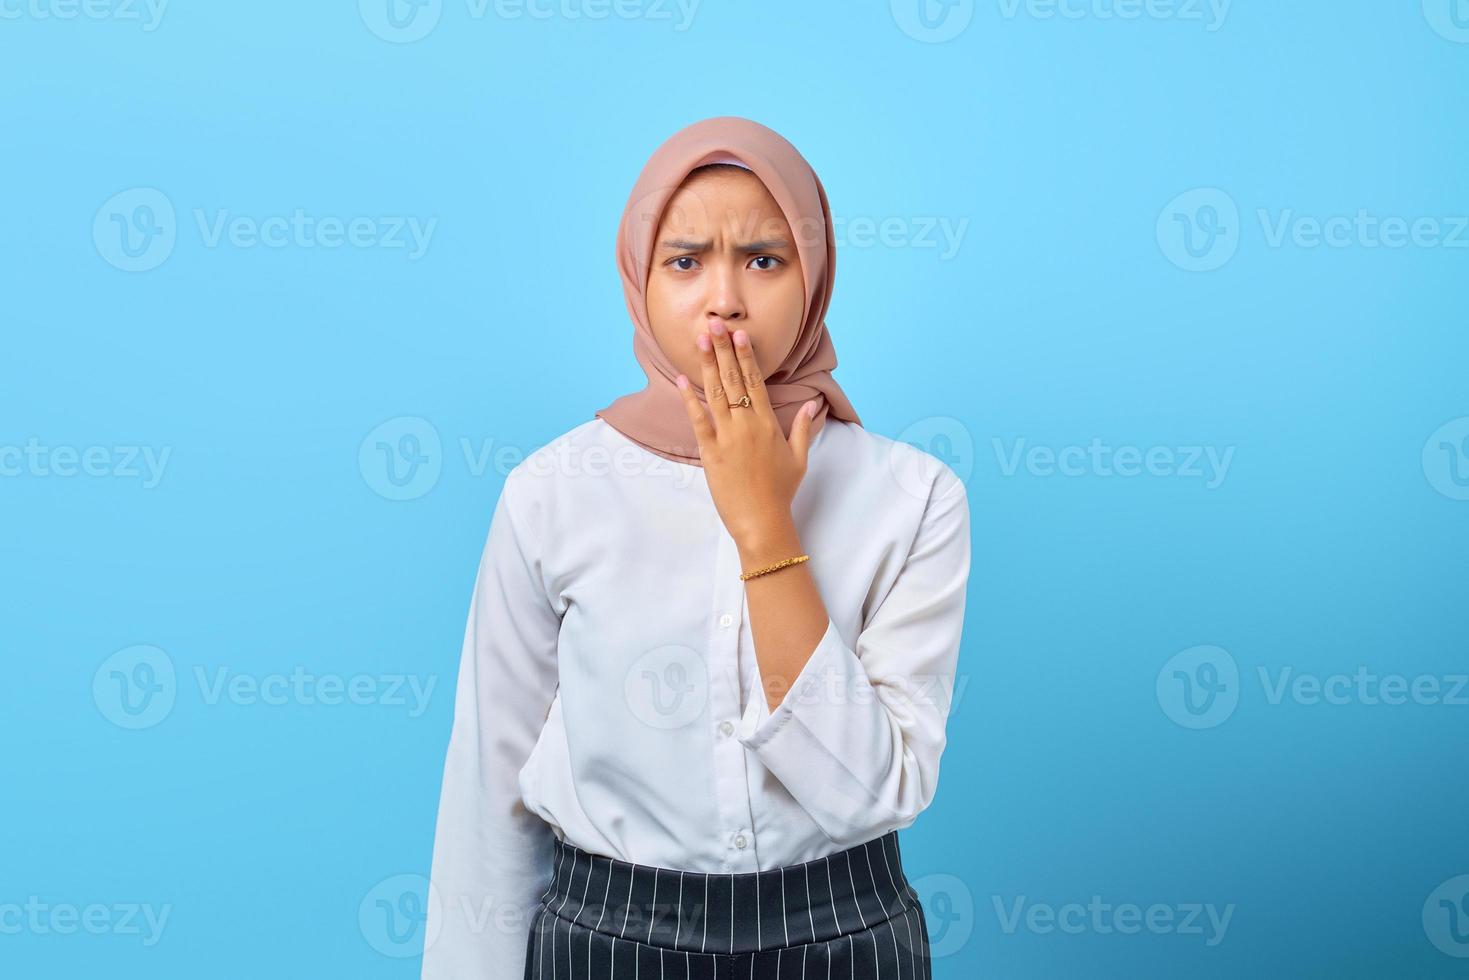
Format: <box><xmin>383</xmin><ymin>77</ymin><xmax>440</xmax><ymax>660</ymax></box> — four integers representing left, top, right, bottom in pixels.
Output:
<box><xmin>735</xmin><ymin>517</ymin><xmax>802</xmax><ymax>567</ymax></box>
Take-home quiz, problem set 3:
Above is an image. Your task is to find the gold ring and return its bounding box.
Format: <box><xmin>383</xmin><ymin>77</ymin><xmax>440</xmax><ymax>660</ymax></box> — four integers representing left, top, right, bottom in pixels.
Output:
<box><xmin>730</xmin><ymin>395</ymin><xmax>752</xmax><ymax>409</ymax></box>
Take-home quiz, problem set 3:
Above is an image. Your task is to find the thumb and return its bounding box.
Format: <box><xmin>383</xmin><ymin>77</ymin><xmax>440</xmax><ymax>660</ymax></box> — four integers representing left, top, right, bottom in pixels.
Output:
<box><xmin>789</xmin><ymin>400</ymin><xmax>818</xmax><ymax>469</ymax></box>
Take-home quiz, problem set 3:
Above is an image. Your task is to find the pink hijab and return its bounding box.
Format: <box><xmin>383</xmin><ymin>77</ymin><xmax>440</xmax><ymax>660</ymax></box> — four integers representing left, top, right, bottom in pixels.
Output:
<box><xmin>594</xmin><ymin>116</ymin><xmax>863</xmax><ymax>467</ymax></box>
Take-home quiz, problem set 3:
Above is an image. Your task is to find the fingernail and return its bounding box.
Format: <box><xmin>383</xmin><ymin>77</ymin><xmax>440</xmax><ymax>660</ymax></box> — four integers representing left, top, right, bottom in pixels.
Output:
<box><xmin>709</xmin><ymin>319</ymin><xmax>726</xmax><ymax>336</ymax></box>
<box><xmin>676</xmin><ymin>375</ymin><xmax>688</xmax><ymax>389</ymax></box>
<box><xmin>733</xmin><ymin>330</ymin><xmax>747</xmax><ymax>347</ymax></box>
<box><xmin>806</xmin><ymin>402</ymin><xmax>818</xmax><ymax>419</ymax></box>
<box><xmin>696</xmin><ymin>333</ymin><xmax>711</xmax><ymax>352</ymax></box>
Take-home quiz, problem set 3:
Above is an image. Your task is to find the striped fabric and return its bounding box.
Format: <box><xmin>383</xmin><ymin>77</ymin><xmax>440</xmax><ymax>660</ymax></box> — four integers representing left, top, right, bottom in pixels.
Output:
<box><xmin>522</xmin><ymin>830</ymin><xmax>933</xmax><ymax>979</ymax></box>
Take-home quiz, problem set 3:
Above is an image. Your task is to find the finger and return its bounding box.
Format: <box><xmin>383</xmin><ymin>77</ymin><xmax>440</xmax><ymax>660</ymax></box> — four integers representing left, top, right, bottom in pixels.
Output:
<box><xmin>696</xmin><ymin>331</ymin><xmax>729</xmax><ymax>428</ymax></box>
<box><xmin>789</xmin><ymin>400</ymin><xmax>818</xmax><ymax>469</ymax></box>
<box><xmin>675</xmin><ymin>374</ymin><xmax>716</xmax><ymax>447</ymax></box>
<box><xmin>730</xmin><ymin>329</ymin><xmax>775</xmax><ymax>417</ymax></box>
<box><xmin>707</xmin><ymin>319</ymin><xmax>748</xmax><ymax>410</ymax></box>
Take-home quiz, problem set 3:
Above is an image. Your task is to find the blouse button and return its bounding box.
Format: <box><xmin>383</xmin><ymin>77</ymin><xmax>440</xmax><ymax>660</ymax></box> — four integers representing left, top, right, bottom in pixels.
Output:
<box><xmin>719</xmin><ymin>614</ymin><xmax>733</xmax><ymax>628</ymax></box>
<box><xmin>719</xmin><ymin>720</ymin><xmax>734</xmax><ymax>737</ymax></box>
<box><xmin>734</xmin><ymin>833</ymin><xmax>748</xmax><ymax>849</ymax></box>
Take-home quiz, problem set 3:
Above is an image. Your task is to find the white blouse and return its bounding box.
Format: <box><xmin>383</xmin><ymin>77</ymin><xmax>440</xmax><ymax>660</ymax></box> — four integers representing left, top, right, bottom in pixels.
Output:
<box><xmin>421</xmin><ymin>415</ymin><xmax>970</xmax><ymax>979</ymax></box>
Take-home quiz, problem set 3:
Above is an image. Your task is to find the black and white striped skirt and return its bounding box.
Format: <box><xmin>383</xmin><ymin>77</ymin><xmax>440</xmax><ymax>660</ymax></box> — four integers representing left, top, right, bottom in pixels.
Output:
<box><xmin>523</xmin><ymin>829</ymin><xmax>933</xmax><ymax>979</ymax></box>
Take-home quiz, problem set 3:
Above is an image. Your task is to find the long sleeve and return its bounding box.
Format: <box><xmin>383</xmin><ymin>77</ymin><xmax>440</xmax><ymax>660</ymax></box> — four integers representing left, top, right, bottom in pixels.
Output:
<box><xmin>736</xmin><ymin>464</ymin><xmax>970</xmax><ymax>849</ymax></box>
<box><xmin>421</xmin><ymin>472</ymin><xmax>562</xmax><ymax>979</ymax></box>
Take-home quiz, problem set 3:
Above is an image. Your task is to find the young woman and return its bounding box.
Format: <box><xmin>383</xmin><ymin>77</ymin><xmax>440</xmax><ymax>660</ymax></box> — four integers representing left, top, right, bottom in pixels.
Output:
<box><xmin>421</xmin><ymin>116</ymin><xmax>970</xmax><ymax>979</ymax></box>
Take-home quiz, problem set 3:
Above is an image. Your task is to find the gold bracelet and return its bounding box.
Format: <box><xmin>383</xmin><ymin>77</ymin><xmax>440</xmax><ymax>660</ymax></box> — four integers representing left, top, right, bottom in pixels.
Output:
<box><xmin>739</xmin><ymin>554</ymin><xmax>810</xmax><ymax>581</ymax></box>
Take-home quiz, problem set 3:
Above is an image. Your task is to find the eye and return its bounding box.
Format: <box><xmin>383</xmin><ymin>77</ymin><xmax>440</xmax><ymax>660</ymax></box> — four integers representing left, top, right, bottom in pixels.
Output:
<box><xmin>668</xmin><ymin>256</ymin><xmax>700</xmax><ymax>272</ymax></box>
<box><xmin>749</xmin><ymin>255</ymin><xmax>783</xmax><ymax>271</ymax></box>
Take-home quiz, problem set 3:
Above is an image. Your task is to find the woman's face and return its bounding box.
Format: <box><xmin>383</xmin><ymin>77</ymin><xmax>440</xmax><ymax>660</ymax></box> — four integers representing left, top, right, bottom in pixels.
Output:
<box><xmin>646</xmin><ymin>168</ymin><xmax>806</xmax><ymax>387</ymax></box>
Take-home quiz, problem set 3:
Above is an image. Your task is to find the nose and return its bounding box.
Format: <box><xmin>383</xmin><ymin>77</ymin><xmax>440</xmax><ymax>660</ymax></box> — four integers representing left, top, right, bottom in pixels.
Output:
<box><xmin>703</xmin><ymin>257</ymin><xmax>746</xmax><ymax>323</ymax></box>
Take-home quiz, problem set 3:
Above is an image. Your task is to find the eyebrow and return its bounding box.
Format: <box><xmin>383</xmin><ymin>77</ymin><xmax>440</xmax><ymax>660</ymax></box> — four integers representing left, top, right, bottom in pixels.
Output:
<box><xmin>657</xmin><ymin>238</ymin><xmax>791</xmax><ymax>254</ymax></box>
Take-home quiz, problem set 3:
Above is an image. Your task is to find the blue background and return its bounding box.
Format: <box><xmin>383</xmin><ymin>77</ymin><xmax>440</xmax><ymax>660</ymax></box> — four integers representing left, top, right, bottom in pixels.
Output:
<box><xmin>3</xmin><ymin>1</ymin><xmax>1467</xmax><ymax>976</ymax></box>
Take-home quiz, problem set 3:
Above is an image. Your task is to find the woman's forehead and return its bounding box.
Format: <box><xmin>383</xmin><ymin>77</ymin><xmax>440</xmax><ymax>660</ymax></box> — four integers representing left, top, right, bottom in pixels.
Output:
<box><xmin>658</xmin><ymin>175</ymin><xmax>792</xmax><ymax>237</ymax></box>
